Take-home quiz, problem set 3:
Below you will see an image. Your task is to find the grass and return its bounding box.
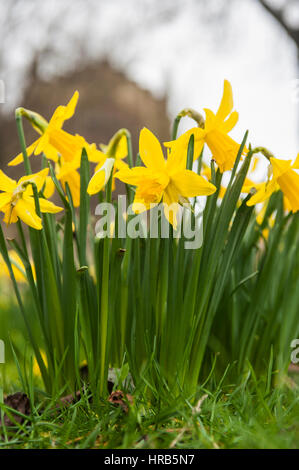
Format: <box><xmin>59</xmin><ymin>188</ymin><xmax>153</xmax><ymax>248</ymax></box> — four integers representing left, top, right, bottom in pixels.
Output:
<box><xmin>1</xmin><ymin>360</ymin><xmax>299</xmax><ymax>449</ymax></box>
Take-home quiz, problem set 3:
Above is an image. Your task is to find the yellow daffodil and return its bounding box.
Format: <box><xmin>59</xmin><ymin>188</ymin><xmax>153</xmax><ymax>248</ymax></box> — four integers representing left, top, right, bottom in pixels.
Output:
<box><xmin>8</xmin><ymin>92</ymin><xmax>103</xmax><ymax>168</ymax></box>
<box><xmin>43</xmin><ymin>176</ymin><xmax>55</xmax><ymax>199</ymax></box>
<box><xmin>165</xmin><ymin>80</ymin><xmax>243</xmax><ymax>172</ymax></box>
<box><xmin>9</xmin><ymin>92</ymin><xmax>80</xmax><ymax>166</ymax></box>
<box><xmin>87</xmin><ymin>134</ymin><xmax>129</xmax><ymax>195</ymax></box>
<box><xmin>0</xmin><ymin>168</ymin><xmax>63</xmax><ymax>230</ymax></box>
<box><xmin>0</xmin><ymin>250</ymin><xmax>35</xmax><ymax>283</ymax></box>
<box><xmin>115</xmin><ymin>128</ymin><xmax>216</xmax><ymax>228</ymax></box>
<box><xmin>87</xmin><ymin>158</ymin><xmax>115</xmax><ymax>195</ymax></box>
<box><xmin>246</xmin><ymin>155</ymin><xmax>299</xmax><ymax>212</ymax></box>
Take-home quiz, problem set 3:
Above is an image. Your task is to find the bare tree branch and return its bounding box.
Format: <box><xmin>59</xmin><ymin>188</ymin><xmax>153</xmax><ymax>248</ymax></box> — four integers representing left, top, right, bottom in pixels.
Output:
<box><xmin>258</xmin><ymin>0</ymin><xmax>299</xmax><ymax>47</ymax></box>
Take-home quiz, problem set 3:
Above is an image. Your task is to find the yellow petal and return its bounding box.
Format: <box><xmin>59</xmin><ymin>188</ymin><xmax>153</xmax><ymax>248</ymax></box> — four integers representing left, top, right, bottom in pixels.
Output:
<box><xmin>292</xmin><ymin>152</ymin><xmax>299</xmax><ymax>169</ymax></box>
<box><xmin>57</xmin><ymin>159</ymin><xmax>80</xmax><ymax>179</ymax></box>
<box><xmin>216</xmin><ymin>79</ymin><xmax>234</xmax><ymax>122</ymax></box>
<box><xmin>3</xmin><ymin>205</ymin><xmax>18</xmax><ymax>225</ymax></box>
<box><xmin>270</xmin><ymin>157</ymin><xmax>292</xmax><ymax>179</ymax></box>
<box><xmin>35</xmin><ymin>140</ymin><xmax>59</xmax><ymax>162</ymax></box>
<box><xmin>43</xmin><ymin>177</ymin><xmax>55</xmax><ymax>199</ymax></box>
<box><xmin>139</xmin><ymin>128</ymin><xmax>166</xmax><ymax>170</ymax></box>
<box><xmin>18</xmin><ymin>168</ymin><xmax>49</xmax><ymax>192</ymax></box>
<box><xmin>277</xmin><ymin>170</ymin><xmax>299</xmax><ymax>212</ymax></box>
<box><xmin>115</xmin><ymin>167</ymin><xmax>154</xmax><ymax>186</ymax></box>
<box><xmin>242</xmin><ymin>179</ymin><xmax>264</xmax><ymax>194</ymax></box>
<box><xmin>165</xmin><ymin>128</ymin><xmax>205</xmax><ymax>166</ymax></box>
<box><xmin>131</xmin><ymin>190</ymin><xmax>156</xmax><ymax>213</ymax></box>
<box><xmin>0</xmin><ymin>170</ymin><xmax>16</xmax><ymax>192</ymax></box>
<box><xmin>205</xmin><ymin>129</ymin><xmax>241</xmax><ymax>173</ymax></box>
<box><xmin>171</xmin><ymin>170</ymin><xmax>216</xmax><ymax>198</ymax></box>
<box><xmin>48</xmin><ymin>129</ymin><xmax>85</xmax><ymax>162</ymax></box>
<box><xmin>87</xmin><ymin>144</ymin><xmax>106</xmax><ymax>164</ymax></box>
<box><xmin>115</xmin><ymin>135</ymin><xmax>128</xmax><ymax>160</ymax></box>
<box><xmin>204</xmin><ymin>108</ymin><xmax>217</xmax><ymax>132</ymax></box>
<box><xmin>62</xmin><ymin>90</ymin><xmax>79</xmax><ymax>120</ymax></box>
<box><xmin>220</xmin><ymin>111</ymin><xmax>239</xmax><ymax>134</ymax></box>
<box><xmin>163</xmin><ymin>183</ymin><xmax>180</xmax><ymax>229</ymax></box>
<box><xmin>0</xmin><ymin>193</ymin><xmax>13</xmax><ymax>210</ymax></box>
<box><xmin>49</xmin><ymin>91</ymin><xmax>79</xmax><ymax>129</ymax></box>
<box><xmin>165</xmin><ymin>145</ymin><xmax>186</xmax><ymax>175</ymax></box>
<box><xmin>61</xmin><ymin>170</ymin><xmax>81</xmax><ymax>207</ymax></box>
<box><xmin>247</xmin><ymin>179</ymin><xmax>278</xmax><ymax>207</ymax></box>
<box><xmin>87</xmin><ymin>158</ymin><xmax>114</xmax><ymax>195</ymax></box>
<box><xmin>14</xmin><ymin>199</ymin><xmax>42</xmax><ymax>230</ymax></box>
<box><xmin>87</xmin><ymin>170</ymin><xmax>105</xmax><ymax>195</ymax></box>
<box><xmin>8</xmin><ymin>138</ymin><xmax>41</xmax><ymax>166</ymax></box>
<box><xmin>114</xmin><ymin>159</ymin><xmax>129</xmax><ymax>172</ymax></box>
<box><xmin>37</xmin><ymin>197</ymin><xmax>63</xmax><ymax>214</ymax></box>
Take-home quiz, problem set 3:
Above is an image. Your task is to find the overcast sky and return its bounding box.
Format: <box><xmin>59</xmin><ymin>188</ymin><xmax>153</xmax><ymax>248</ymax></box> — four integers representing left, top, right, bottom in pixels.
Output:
<box><xmin>0</xmin><ymin>0</ymin><xmax>298</xmax><ymax>171</ymax></box>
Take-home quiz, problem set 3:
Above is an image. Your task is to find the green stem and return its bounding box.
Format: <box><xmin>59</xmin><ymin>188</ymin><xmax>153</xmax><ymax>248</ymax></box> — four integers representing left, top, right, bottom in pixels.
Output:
<box><xmin>186</xmin><ymin>134</ymin><xmax>194</xmax><ymax>170</ymax></box>
<box><xmin>99</xmin><ymin>166</ymin><xmax>114</xmax><ymax>396</ymax></box>
<box><xmin>15</xmin><ymin>111</ymin><xmax>32</xmax><ymax>175</ymax></box>
<box><xmin>171</xmin><ymin>108</ymin><xmax>205</xmax><ymax>140</ymax></box>
<box><xmin>251</xmin><ymin>146</ymin><xmax>275</xmax><ymax>161</ymax></box>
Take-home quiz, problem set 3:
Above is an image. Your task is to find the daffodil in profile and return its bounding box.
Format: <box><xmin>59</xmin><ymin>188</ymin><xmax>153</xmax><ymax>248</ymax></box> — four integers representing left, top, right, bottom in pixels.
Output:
<box><xmin>246</xmin><ymin>155</ymin><xmax>299</xmax><ymax>213</ymax></box>
<box><xmin>87</xmin><ymin>158</ymin><xmax>115</xmax><ymax>195</ymax></box>
<box><xmin>8</xmin><ymin>91</ymin><xmax>97</xmax><ymax>167</ymax></box>
<box><xmin>115</xmin><ymin>128</ymin><xmax>216</xmax><ymax>228</ymax></box>
<box><xmin>165</xmin><ymin>80</ymin><xmax>243</xmax><ymax>172</ymax></box>
<box><xmin>87</xmin><ymin>134</ymin><xmax>129</xmax><ymax>195</ymax></box>
<box><xmin>0</xmin><ymin>168</ymin><xmax>62</xmax><ymax>230</ymax></box>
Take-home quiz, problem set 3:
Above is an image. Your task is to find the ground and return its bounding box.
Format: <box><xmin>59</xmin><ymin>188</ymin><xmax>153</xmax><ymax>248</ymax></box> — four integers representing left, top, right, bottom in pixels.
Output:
<box><xmin>1</xmin><ymin>369</ymin><xmax>299</xmax><ymax>449</ymax></box>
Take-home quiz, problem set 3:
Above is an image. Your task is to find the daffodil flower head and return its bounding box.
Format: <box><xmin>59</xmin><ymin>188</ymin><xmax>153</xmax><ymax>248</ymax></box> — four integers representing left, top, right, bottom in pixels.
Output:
<box><xmin>0</xmin><ymin>168</ymin><xmax>63</xmax><ymax>230</ymax></box>
<box><xmin>115</xmin><ymin>128</ymin><xmax>216</xmax><ymax>229</ymax></box>
<box><xmin>87</xmin><ymin>158</ymin><xmax>115</xmax><ymax>195</ymax></box>
<box><xmin>164</xmin><ymin>80</ymin><xmax>243</xmax><ymax>173</ymax></box>
<box><xmin>246</xmin><ymin>155</ymin><xmax>299</xmax><ymax>213</ymax></box>
<box><xmin>87</xmin><ymin>133</ymin><xmax>129</xmax><ymax>195</ymax></box>
<box><xmin>8</xmin><ymin>91</ymin><xmax>91</xmax><ymax>167</ymax></box>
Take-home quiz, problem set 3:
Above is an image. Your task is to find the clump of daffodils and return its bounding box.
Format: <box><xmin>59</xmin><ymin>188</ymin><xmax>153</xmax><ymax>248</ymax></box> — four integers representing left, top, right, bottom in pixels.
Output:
<box><xmin>0</xmin><ymin>80</ymin><xmax>298</xmax><ymax>398</ymax></box>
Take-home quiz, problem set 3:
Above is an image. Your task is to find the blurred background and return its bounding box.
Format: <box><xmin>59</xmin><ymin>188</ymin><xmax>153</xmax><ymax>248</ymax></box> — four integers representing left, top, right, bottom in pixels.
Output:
<box><xmin>0</xmin><ymin>0</ymin><xmax>298</xmax><ymax>173</ymax></box>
